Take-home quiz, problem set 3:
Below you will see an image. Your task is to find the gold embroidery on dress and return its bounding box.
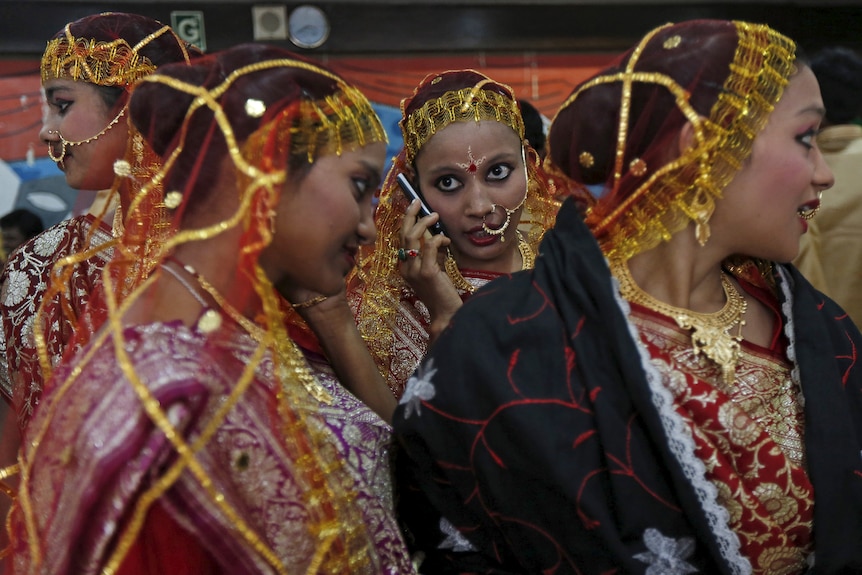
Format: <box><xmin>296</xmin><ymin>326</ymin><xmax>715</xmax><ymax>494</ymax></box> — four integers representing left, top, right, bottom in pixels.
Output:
<box><xmin>629</xmin><ymin>309</ymin><xmax>813</xmax><ymax>573</ymax></box>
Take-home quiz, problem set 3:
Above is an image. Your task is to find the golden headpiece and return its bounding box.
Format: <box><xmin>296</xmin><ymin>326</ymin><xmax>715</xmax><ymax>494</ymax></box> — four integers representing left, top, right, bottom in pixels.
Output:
<box><xmin>177</xmin><ymin>68</ymin><xmax>387</xmax><ymax>230</ymax></box>
<box><xmin>40</xmin><ymin>21</ymin><xmax>183</xmax><ymax>87</ymax></box>
<box><xmin>285</xmin><ymin>83</ymin><xmax>386</xmax><ymax>164</ymax></box>
<box><xmin>547</xmin><ymin>20</ymin><xmax>796</xmax><ymax>261</ymax></box>
<box><xmin>400</xmin><ymin>74</ymin><xmax>525</xmax><ymax>163</ymax></box>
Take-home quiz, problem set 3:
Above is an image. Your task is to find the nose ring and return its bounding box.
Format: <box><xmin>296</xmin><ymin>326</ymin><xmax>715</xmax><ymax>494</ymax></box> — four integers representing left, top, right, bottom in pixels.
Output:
<box><xmin>482</xmin><ymin>204</ymin><xmax>514</xmax><ymax>241</ymax></box>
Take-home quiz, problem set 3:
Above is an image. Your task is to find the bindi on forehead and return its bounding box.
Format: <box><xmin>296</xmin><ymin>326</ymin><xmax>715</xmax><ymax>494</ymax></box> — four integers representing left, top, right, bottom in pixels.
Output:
<box><xmin>456</xmin><ymin>146</ymin><xmax>486</xmax><ymax>176</ymax></box>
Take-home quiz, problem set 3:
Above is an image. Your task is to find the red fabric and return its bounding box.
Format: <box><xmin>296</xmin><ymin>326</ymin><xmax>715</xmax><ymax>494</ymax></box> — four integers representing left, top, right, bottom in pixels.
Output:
<box><xmin>0</xmin><ymin>214</ymin><xmax>114</xmax><ymax>430</ymax></box>
<box><xmin>115</xmin><ymin>502</ymin><xmax>222</xmax><ymax>575</ymax></box>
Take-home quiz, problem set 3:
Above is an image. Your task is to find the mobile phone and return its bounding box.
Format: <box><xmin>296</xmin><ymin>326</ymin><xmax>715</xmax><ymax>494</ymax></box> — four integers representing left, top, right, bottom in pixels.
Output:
<box><xmin>396</xmin><ymin>173</ymin><xmax>445</xmax><ymax>235</ymax></box>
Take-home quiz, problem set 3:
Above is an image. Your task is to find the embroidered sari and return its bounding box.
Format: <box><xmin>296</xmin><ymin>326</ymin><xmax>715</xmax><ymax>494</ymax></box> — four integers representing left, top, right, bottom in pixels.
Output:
<box><xmin>349</xmin><ymin>269</ymin><xmax>503</xmax><ymax>398</ymax></box>
<box><xmin>0</xmin><ymin>214</ymin><xmax>114</xmax><ymax>428</ymax></box>
<box><xmin>9</xmin><ymin>319</ymin><xmax>413</xmax><ymax>574</ymax></box>
<box><xmin>393</xmin><ymin>199</ymin><xmax>862</xmax><ymax>574</ymax></box>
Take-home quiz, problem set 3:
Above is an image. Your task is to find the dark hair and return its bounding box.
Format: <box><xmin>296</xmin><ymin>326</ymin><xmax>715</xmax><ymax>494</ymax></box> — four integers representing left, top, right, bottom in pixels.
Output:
<box><xmin>130</xmin><ymin>43</ymin><xmax>358</xmax><ymax>214</ymax></box>
<box><xmin>810</xmin><ymin>46</ymin><xmax>862</xmax><ymax>125</ymax></box>
<box><xmin>50</xmin><ymin>12</ymin><xmax>203</xmax><ymax>110</ymax></box>
<box><xmin>519</xmin><ymin>99</ymin><xmax>546</xmax><ymax>154</ymax></box>
<box><xmin>549</xmin><ymin>20</ymin><xmax>739</xmax><ymax>187</ymax></box>
<box><xmin>0</xmin><ymin>209</ymin><xmax>44</xmax><ymax>239</ymax></box>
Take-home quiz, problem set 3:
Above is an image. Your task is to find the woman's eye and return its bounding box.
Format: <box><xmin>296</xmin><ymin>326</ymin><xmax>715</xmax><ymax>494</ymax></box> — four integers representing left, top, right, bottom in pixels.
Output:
<box><xmin>435</xmin><ymin>175</ymin><xmax>462</xmax><ymax>193</ymax></box>
<box><xmin>487</xmin><ymin>163</ymin><xmax>513</xmax><ymax>181</ymax></box>
<box><xmin>52</xmin><ymin>99</ymin><xmax>71</xmax><ymax>115</ymax></box>
<box><xmin>353</xmin><ymin>177</ymin><xmax>370</xmax><ymax>196</ymax></box>
<box><xmin>796</xmin><ymin>129</ymin><xmax>817</xmax><ymax>149</ymax></box>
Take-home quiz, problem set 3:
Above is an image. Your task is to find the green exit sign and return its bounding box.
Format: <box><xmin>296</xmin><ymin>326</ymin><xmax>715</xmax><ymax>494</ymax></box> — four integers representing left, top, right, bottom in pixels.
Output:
<box><xmin>171</xmin><ymin>11</ymin><xmax>207</xmax><ymax>52</ymax></box>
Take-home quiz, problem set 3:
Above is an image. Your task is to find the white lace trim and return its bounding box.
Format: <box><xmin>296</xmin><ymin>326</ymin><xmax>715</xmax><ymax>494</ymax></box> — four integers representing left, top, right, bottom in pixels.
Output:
<box><xmin>776</xmin><ymin>266</ymin><xmax>804</xmax><ymax>408</ymax></box>
<box><xmin>610</xmin><ymin>271</ymin><xmax>751</xmax><ymax>575</ymax></box>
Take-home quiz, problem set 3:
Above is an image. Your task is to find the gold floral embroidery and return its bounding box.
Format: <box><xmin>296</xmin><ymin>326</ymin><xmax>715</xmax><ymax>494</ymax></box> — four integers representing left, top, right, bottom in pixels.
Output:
<box><xmin>629</xmin><ymin>306</ymin><xmax>813</xmax><ymax>573</ymax></box>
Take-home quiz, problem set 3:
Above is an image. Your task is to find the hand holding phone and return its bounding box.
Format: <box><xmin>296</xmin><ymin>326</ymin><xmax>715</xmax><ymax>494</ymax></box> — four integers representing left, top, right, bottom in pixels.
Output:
<box><xmin>396</xmin><ymin>173</ymin><xmax>445</xmax><ymax>235</ymax></box>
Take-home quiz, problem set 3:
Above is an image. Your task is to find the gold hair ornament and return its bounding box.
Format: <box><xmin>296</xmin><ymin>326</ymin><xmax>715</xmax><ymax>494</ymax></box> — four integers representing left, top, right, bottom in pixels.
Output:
<box><xmin>129</xmin><ymin>57</ymin><xmax>385</xmax><ymax>257</ymax></box>
<box><xmin>40</xmin><ymin>22</ymin><xmax>192</xmax><ymax>87</ymax></box>
<box><xmin>401</xmin><ymin>79</ymin><xmax>524</xmax><ymax>164</ymax></box>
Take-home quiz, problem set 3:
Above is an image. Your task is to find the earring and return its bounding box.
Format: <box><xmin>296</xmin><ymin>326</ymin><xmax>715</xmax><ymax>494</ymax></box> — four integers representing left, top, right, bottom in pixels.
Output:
<box><xmin>694</xmin><ymin>208</ymin><xmax>713</xmax><ymax>246</ymax></box>
<box><xmin>689</xmin><ymin>189</ymin><xmax>714</xmax><ymax>247</ymax></box>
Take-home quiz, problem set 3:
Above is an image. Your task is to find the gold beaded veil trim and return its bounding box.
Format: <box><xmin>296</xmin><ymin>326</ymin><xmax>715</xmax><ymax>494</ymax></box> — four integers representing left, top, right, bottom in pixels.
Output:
<box><xmin>40</xmin><ymin>22</ymin><xmax>191</xmax><ymax>86</ymax></box>
<box><xmin>22</xmin><ymin>57</ymin><xmax>387</xmax><ymax>573</ymax></box>
<box><xmin>560</xmin><ymin>21</ymin><xmax>796</xmax><ymax>261</ymax></box>
<box><xmin>401</xmin><ymin>81</ymin><xmax>526</xmax><ymax>163</ymax></box>
<box><xmin>292</xmin><ymin>85</ymin><xmax>387</xmax><ymax>163</ymax></box>
<box><xmin>349</xmin><ymin>73</ymin><xmax>559</xmax><ymax>391</ymax></box>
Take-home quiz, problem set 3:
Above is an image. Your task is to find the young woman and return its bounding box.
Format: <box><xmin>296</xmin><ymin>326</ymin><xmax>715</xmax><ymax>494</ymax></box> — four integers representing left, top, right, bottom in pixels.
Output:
<box><xmin>393</xmin><ymin>20</ymin><xmax>862</xmax><ymax>573</ymax></box>
<box><xmin>0</xmin><ymin>13</ymin><xmax>198</xmax><ymax>430</ymax></box>
<box><xmin>9</xmin><ymin>44</ymin><xmax>413</xmax><ymax>574</ymax></box>
<box><xmin>348</xmin><ymin>70</ymin><xmax>560</xmax><ymax>397</ymax></box>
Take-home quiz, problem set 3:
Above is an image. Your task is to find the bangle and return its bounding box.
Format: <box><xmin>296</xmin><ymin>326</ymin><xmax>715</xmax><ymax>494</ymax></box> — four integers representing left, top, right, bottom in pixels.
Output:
<box><xmin>292</xmin><ymin>295</ymin><xmax>327</xmax><ymax>310</ymax></box>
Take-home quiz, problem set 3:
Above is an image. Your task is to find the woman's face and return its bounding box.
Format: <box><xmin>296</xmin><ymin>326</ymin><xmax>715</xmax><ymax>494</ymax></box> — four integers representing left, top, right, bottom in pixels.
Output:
<box><xmin>413</xmin><ymin>120</ymin><xmax>526</xmax><ymax>272</ymax></box>
<box><xmin>263</xmin><ymin>141</ymin><xmax>387</xmax><ymax>297</ymax></box>
<box><xmin>711</xmin><ymin>65</ymin><xmax>834</xmax><ymax>263</ymax></box>
<box><xmin>40</xmin><ymin>78</ymin><xmax>129</xmax><ymax>191</ymax></box>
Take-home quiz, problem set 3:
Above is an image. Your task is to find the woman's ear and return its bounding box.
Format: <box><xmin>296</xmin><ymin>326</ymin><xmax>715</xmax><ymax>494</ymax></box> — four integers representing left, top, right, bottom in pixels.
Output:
<box><xmin>677</xmin><ymin>120</ymin><xmax>698</xmax><ymax>157</ymax></box>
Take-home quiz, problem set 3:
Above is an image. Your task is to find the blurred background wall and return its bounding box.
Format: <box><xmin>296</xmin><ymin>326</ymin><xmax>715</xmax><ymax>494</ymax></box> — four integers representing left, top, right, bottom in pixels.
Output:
<box><xmin>1</xmin><ymin>0</ymin><xmax>860</xmax><ymax>225</ymax></box>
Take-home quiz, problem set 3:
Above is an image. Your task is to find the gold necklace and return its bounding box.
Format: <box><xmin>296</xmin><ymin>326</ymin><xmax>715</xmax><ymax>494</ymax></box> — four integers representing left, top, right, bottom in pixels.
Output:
<box><xmin>610</xmin><ymin>259</ymin><xmax>747</xmax><ymax>385</ymax></box>
<box><xmin>167</xmin><ymin>257</ymin><xmax>332</xmax><ymax>404</ymax></box>
<box><xmin>445</xmin><ymin>232</ymin><xmax>535</xmax><ymax>294</ymax></box>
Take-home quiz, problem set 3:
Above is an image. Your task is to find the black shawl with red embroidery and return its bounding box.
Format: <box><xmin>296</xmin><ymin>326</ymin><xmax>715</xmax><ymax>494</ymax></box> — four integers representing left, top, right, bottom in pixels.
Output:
<box><xmin>393</xmin><ymin>198</ymin><xmax>862</xmax><ymax>574</ymax></box>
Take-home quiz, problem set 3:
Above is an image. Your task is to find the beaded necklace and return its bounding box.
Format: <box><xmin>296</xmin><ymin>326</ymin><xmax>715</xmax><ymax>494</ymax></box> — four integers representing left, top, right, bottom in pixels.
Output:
<box><xmin>445</xmin><ymin>232</ymin><xmax>535</xmax><ymax>294</ymax></box>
